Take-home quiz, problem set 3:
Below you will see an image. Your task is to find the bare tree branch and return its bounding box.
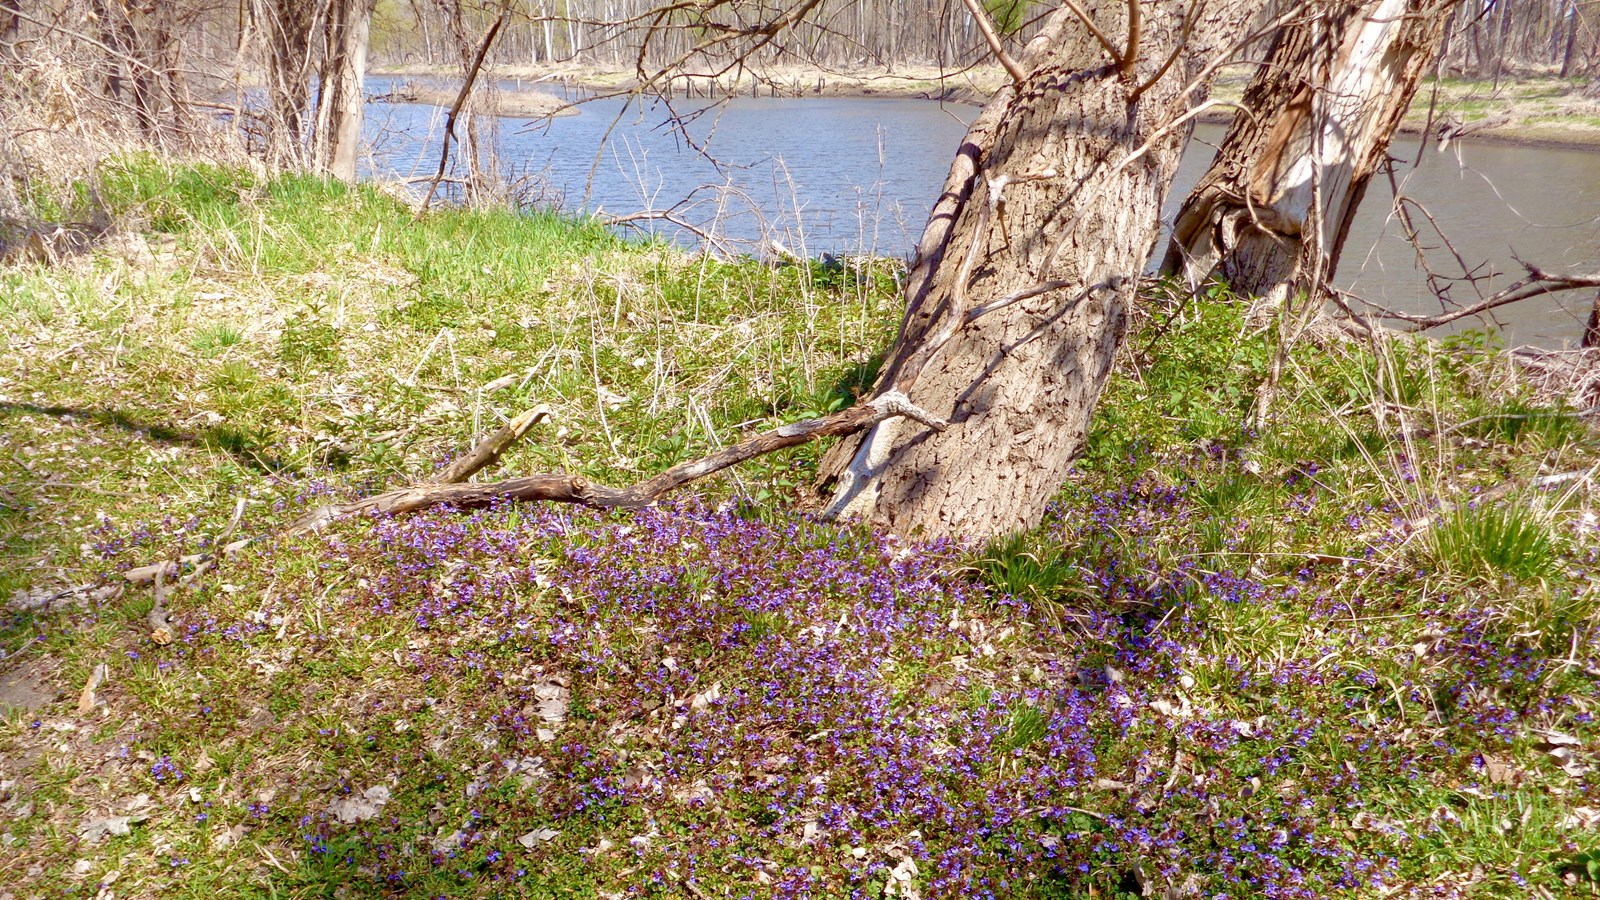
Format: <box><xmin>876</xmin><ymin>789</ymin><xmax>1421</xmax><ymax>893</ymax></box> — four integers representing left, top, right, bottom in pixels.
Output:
<box><xmin>124</xmin><ymin>393</ymin><xmax>946</xmax><ymax>583</ymax></box>
<box><xmin>1129</xmin><ymin>1</ymin><xmax>1199</xmax><ymax>100</ymax></box>
<box><xmin>283</xmin><ymin>392</ymin><xmax>947</xmax><ymax>535</ymax></box>
<box><xmin>418</xmin><ymin>6</ymin><xmax>508</xmax><ymax>213</ymax></box>
<box><xmin>1121</xmin><ymin>0</ymin><xmax>1142</xmax><ymax>74</ymax></box>
<box><xmin>601</xmin><ymin>208</ymin><xmax>739</xmax><ymax>258</ymax></box>
<box><xmin>957</xmin><ymin>0</ymin><xmax>1027</xmax><ymax>86</ymax></box>
<box><xmin>1345</xmin><ymin>262</ymin><xmax>1600</xmax><ymax>332</ymax></box>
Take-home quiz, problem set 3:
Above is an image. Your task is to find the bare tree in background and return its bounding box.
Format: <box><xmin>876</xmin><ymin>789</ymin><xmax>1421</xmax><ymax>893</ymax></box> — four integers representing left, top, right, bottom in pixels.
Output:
<box><xmin>252</xmin><ymin>0</ymin><xmax>321</xmax><ymax>168</ymax></box>
<box><xmin>251</xmin><ymin>0</ymin><xmax>379</xmax><ymax>178</ymax></box>
<box><xmin>317</xmin><ymin>0</ymin><xmax>380</xmax><ymax>180</ymax></box>
<box><xmin>1431</xmin><ymin>0</ymin><xmax>1599</xmax><ymax>77</ymax></box>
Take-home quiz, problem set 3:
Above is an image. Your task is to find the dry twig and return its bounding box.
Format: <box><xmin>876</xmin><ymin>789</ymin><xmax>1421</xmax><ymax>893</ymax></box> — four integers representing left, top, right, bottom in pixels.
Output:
<box><xmin>1345</xmin><ymin>262</ymin><xmax>1600</xmax><ymax>333</ymax></box>
<box><xmin>418</xmin><ymin>8</ymin><xmax>508</xmax><ymax>214</ymax></box>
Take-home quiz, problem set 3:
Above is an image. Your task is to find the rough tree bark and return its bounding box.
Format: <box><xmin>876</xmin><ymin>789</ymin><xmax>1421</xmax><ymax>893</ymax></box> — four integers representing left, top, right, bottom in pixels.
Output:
<box><xmin>1161</xmin><ymin>0</ymin><xmax>1457</xmax><ymax>303</ymax></box>
<box><xmin>315</xmin><ymin>0</ymin><xmax>376</xmax><ymax>180</ymax></box>
<box><xmin>815</xmin><ymin>0</ymin><xmax>1269</xmax><ymax>540</ymax></box>
<box><xmin>252</xmin><ymin>0</ymin><xmax>323</xmax><ymax>169</ymax></box>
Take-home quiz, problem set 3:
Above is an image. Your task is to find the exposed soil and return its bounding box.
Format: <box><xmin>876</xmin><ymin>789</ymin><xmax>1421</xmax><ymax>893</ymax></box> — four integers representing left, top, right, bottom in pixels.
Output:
<box><xmin>0</xmin><ymin>663</ymin><xmax>54</xmax><ymax>715</ymax></box>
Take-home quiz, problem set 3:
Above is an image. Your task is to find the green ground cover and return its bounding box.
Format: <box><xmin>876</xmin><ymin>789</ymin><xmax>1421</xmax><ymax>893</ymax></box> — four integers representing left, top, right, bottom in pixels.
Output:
<box><xmin>1</xmin><ymin>161</ymin><xmax>1597</xmax><ymax>898</ymax></box>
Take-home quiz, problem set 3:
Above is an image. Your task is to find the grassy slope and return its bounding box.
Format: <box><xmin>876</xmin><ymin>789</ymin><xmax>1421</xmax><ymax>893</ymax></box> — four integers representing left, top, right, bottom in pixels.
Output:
<box><xmin>1</xmin><ymin>163</ymin><xmax>1598</xmax><ymax>899</ymax></box>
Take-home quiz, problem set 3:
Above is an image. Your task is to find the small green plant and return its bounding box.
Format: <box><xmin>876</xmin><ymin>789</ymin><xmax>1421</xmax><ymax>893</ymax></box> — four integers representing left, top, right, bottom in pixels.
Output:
<box><xmin>1495</xmin><ymin>579</ymin><xmax>1599</xmax><ymax>655</ymax></box>
<box><xmin>972</xmin><ymin>532</ymin><xmax>1087</xmax><ymax>604</ymax></box>
<box><xmin>1563</xmin><ymin>848</ymin><xmax>1600</xmax><ymax>885</ymax></box>
<box><xmin>1422</xmin><ymin>499</ymin><xmax>1560</xmax><ymax>582</ymax></box>
<box><xmin>1002</xmin><ymin>702</ymin><xmax>1048</xmax><ymax>752</ymax></box>
<box><xmin>191</xmin><ymin>322</ymin><xmax>244</xmax><ymax>355</ymax></box>
<box><xmin>278</xmin><ymin>304</ymin><xmax>341</xmax><ymax>367</ymax></box>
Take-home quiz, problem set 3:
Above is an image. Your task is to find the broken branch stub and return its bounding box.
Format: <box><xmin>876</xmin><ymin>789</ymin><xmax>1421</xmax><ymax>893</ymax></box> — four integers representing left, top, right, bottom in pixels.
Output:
<box><xmin>432</xmin><ymin>405</ymin><xmax>552</xmax><ymax>484</ymax></box>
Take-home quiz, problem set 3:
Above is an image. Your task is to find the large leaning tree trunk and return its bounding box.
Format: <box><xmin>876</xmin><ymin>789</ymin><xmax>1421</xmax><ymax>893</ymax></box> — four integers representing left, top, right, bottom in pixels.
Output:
<box><xmin>1160</xmin><ymin>0</ymin><xmax>1457</xmax><ymax>303</ymax></box>
<box><xmin>816</xmin><ymin>0</ymin><xmax>1269</xmax><ymax>540</ymax></box>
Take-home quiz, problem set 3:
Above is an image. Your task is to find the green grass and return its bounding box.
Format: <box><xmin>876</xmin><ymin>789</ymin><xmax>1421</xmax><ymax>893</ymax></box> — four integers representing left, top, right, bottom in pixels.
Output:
<box><xmin>0</xmin><ymin>156</ymin><xmax>897</xmax><ymax>596</ymax></box>
<box><xmin>1423</xmin><ymin>499</ymin><xmax>1561</xmax><ymax>582</ymax></box>
<box><xmin>2</xmin><ymin>161</ymin><xmax>1598</xmax><ymax>898</ymax></box>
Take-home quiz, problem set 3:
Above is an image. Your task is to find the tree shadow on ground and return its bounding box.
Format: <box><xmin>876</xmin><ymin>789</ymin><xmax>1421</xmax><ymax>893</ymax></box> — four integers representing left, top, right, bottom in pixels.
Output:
<box><xmin>0</xmin><ymin>401</ymin><xmax>295</xmax><ymax>475</ymax></box>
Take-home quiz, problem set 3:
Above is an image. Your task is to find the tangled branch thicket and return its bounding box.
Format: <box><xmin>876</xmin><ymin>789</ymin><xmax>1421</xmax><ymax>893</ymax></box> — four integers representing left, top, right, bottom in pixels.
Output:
<box><xmin>0</xmin><ymin>0</ymin><xmax>406</xmax><ymax>248</ymax></box>
<box><xmin>1</xmin><ymin>2</ymin><xmax>235</xmax><ymax>260</ymax></box>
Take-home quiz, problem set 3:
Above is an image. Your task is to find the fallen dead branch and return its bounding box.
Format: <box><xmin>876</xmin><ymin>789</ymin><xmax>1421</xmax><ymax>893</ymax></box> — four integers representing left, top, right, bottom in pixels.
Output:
<box><xmin>1444</xmin><ymin>403</ymin><xmax>1600</xmax><ymax>436</ymax></box>
<box><xmin>283</xmin><ymin>392</ymin><xmax>946</xmax><ymax>536</ymax></box>
<box><xmin>601</xmin><ymin>209</ymin><xmax>737</xmax><ymax>259</ymax></box>
<box><xmin>124</xmin><ymin>404</ymin><xmax>553</xmax><ymax>584</ymax></box>
<box><xmin>125</xmin><ymin>394</ymin><xmax>945</xmax><ymax>585</ymax></box>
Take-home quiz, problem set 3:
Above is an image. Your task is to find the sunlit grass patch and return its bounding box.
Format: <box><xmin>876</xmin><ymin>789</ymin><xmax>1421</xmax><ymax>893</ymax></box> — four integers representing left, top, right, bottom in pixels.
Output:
<box><xmin>1460</xmin><ymin>395</ymin><xmax>1589</xmax><ymax>449</ymax></box>
<box><xmin>970</xmin><ymin>531</ymin><xmax>1090</xmax><ymax>607</ymax></box>
<box><xmin>188</xmin><ymin>321</ymin><xmax>245</xmax><ymax>355</ymax></box>
<box><xmin>1423</xmin><ymin>498</ymin><xmax>1562</xmax><ymax>583</ymax></box>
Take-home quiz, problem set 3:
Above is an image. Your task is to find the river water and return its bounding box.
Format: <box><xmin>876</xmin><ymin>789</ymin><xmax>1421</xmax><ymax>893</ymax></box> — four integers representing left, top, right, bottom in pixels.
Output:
<box><xmin>363</xmin><ymin>79</ymin><xmax>1600</xmax><ymax>348</ymax></box>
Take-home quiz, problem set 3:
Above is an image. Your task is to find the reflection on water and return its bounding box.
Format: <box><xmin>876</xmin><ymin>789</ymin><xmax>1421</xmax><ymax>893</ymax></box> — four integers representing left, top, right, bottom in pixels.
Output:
<box><xmin>363</xmin><ymin>80</ymin><xmax>1600</xmax><ymax>347</ymax></box>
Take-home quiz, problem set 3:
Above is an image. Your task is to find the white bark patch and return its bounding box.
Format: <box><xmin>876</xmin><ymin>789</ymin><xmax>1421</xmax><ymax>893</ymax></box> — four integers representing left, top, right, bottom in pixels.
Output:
<box><xmin>821</xmin><ymin>417</ymin><xmax>906</xmax><ymax>521</ymax></box>
<box><xmin>1270</xmin><ymin>0</ymin><xmax>1408</xmax><ymax>235</ymax></box>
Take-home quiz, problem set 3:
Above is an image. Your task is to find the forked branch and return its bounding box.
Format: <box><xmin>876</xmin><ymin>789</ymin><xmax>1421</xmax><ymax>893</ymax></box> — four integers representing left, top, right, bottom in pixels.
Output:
<box><xmin>432</xmin><ymin>405</ymin><xmax>551</xmax><ymax>483</ymax></box>
<box><xmin>283</xmin><ymin>393</ymin><xmax>946</xmax><ymax>535</ymax></box>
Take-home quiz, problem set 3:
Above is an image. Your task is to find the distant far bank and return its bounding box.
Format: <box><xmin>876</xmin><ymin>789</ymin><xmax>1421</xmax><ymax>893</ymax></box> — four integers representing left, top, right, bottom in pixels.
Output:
<box><xmin>370</xmin><ymin>63</ymin><xmax>1600</xmax><ymax>151</ymax></box>
<box><xmin>1206</xmin><ymin>74</ymin><xmax>1600</xmax><ymax>152</ymax></box>
<box><xmin>371</xmin><ymin>62</ymin><xmax>1008</xmax><ymax>107</ymax></box>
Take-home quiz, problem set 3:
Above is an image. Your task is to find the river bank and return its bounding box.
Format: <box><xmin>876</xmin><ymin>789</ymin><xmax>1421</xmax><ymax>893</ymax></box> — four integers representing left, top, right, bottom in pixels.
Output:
<box><xmin>372</xmin><ymin>61</ymin><xmax>1009</xmax><ymax>106</ymax></box>
<box><xmin>373</xmin><ymin>61</ymin><xmax>1600</xmax><ymax>150</ymax></box>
